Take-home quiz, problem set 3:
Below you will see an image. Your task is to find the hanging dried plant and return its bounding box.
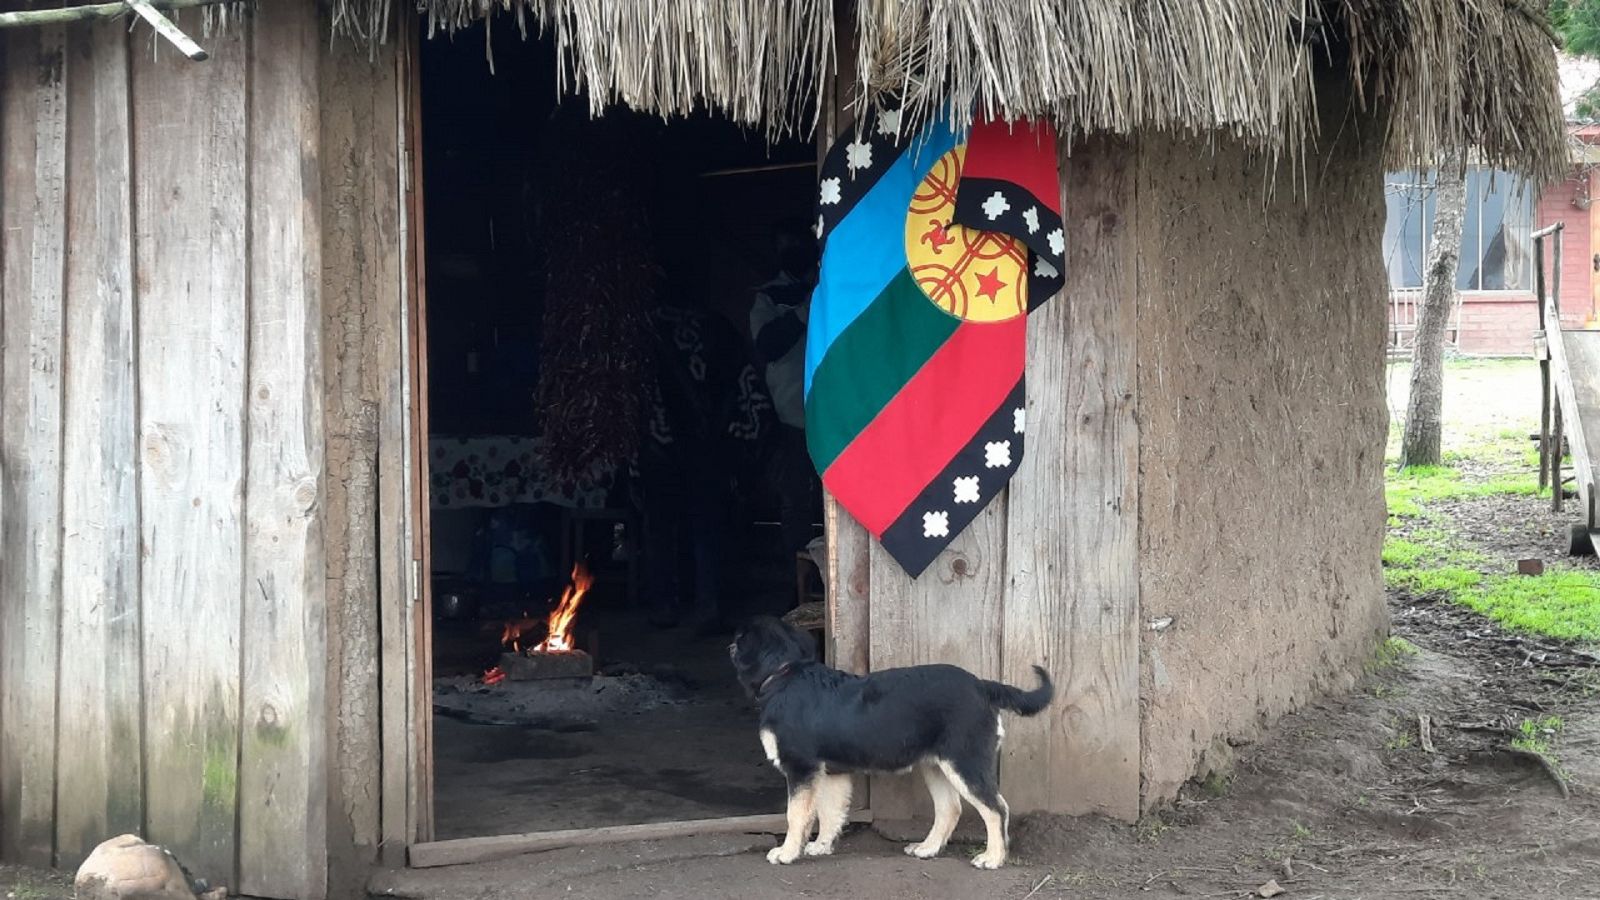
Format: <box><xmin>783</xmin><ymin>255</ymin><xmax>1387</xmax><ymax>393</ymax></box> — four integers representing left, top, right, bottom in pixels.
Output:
<box><xmin>533</xmin><ymin>110</ymin><xmax>658</xmax><ymax>485</ymax></box>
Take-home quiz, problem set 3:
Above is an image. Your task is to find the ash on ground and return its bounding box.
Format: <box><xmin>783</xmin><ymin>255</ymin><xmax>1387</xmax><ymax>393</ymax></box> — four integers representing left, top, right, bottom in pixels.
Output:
<box><xmin>433</xmin><ymin>670</ymin><xmax>690</xmax><ymax>729</ymax></box>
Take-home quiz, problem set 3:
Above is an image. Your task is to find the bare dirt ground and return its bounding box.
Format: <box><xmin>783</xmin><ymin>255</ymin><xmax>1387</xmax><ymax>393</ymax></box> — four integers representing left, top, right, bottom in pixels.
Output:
<box><xmin>6</xmin><ymin>358</ymin><xmax>1598</xmax><ymax>899</ymax></box>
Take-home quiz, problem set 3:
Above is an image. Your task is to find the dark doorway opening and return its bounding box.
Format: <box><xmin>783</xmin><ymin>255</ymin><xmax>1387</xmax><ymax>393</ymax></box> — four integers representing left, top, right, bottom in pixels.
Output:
<box><xmin>417</xmin><ymin>20</ymin><xmax>823</xmax><ymax>840</ymax></box>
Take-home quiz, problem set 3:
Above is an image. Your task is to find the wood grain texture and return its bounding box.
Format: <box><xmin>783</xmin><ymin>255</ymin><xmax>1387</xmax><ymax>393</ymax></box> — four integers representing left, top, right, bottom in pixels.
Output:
<box><xmin>822</xmin><ymin>496</ymin><xmax>872</xmax><ymax>814</ymax></box>
<box><xmin>867</xmin><ymin>501</ymin><xmax>1008</xmax><ymax>823</ymax></box>
<box><xmin>399</xmin><ymin>14</ymin><xmax>436</xmax><ymax>846</ymax></box>
<box><xmin>409</xmin><ymin>811</ymin><xmax>865</xmax><ymax>868</ymax></box>
<box><xmin>132</xmin><ymin>24</ymin><xmax>249</xmax><ymax>886</ymax></box>
<box><xmin>54</xmin><ymin>22</ymin><xmax>142</xmax><ymax>869</ymax></box>
<box><xmin>0</xmin><ymin>25</ymin><xmax>69</xmax><ymax>869</ymax></box>
<box><xmin>999</xmin><ymin>138</ymin><xmax>1140</xmax><ymax>819</ymax></box>
<box><xmin>823</xmin><ymin>496</ymin><xmax>870</xmax><ymax>676</ymax></box>
<box><xmin>318</xmin><ymin>29</ymin><xmax>404</xmax><ymax>890</ymax></box>
<box><xmin>238</xmin><ymin>4</ymin><xmax>329</xmax><ymax>897</ymax></box>
<box><xmin>388</xmin><ymin>18</ymin><xmax>419</xmax><ymax>860</ymax></box>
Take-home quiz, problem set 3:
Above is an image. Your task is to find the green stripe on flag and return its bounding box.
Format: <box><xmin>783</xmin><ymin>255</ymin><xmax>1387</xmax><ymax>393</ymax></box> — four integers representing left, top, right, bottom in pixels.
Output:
<box><xmin>806</xmin><ymin>268</ymin><xmax>960</xmax><ymax>471</ymax></box>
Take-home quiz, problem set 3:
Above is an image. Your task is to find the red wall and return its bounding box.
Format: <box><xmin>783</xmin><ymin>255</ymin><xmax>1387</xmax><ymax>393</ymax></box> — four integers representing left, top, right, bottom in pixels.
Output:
<box><xmin>1442</xmin><ymin>171</ymin><xmax>1595</xmax><ymax>355</ymax></box>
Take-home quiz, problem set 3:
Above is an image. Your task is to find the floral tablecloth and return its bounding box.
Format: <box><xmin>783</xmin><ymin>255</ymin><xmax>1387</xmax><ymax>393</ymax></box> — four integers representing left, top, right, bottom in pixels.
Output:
<box><xmin>429</xmin><ymin>435</ymin><xmax>613</xmax><ymax>509</ymax></box>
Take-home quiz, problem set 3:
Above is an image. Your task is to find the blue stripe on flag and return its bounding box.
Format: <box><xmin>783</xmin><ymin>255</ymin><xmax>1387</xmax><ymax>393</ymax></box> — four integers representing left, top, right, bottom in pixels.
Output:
<box><xmin>804</xmin><ymin>122</ymin><xmax>961</xmax><ymax>395</ymax></box>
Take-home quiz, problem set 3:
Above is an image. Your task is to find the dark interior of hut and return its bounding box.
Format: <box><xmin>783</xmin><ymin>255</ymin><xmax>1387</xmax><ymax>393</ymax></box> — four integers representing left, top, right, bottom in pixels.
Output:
<box><xmin>419</xmin><ymin>22</ymin><xmax>823</xmax><ymax>838</ymax></box>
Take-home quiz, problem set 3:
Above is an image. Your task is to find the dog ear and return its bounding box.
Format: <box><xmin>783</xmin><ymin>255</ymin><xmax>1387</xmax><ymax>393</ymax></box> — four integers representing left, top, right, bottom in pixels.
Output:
<box><xmin>785</xmin><ymin>620</ymin><xmax>817</xmax><ymax>663</ymax></box>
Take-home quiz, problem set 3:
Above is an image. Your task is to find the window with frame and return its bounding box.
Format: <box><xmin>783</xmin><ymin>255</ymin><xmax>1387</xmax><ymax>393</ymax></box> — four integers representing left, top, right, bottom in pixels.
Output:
<box><xmin>1382</xmin><ymin>169</ymin><xmax>1536</xmax><ymax>292</ymax></box>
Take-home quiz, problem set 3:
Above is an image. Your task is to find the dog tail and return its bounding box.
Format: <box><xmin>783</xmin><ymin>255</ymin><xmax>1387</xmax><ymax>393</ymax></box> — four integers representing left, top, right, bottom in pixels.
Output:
<box><xmin>981</xmin><ymin>665</ymin><xmax>1053</xmax><ymax>717</ymax></box>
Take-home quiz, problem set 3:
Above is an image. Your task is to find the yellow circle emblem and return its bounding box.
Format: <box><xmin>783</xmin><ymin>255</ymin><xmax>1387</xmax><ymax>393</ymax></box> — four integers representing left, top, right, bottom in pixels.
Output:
<box><xmin>903</xmin><ymin>145</ymin><xmax>1029</xmax><ymax>322</ymax></box>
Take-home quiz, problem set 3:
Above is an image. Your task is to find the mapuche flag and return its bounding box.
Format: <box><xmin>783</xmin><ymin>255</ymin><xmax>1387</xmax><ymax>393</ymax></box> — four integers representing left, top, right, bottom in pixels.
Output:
<box><xmin>805</xmin><ymin>108</ymin><xmax>1064</xmax><ymax>577</ymax></box>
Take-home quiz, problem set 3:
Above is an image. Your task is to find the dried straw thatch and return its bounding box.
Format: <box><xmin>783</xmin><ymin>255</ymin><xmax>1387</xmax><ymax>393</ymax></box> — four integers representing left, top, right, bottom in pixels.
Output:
<box><xmin>327</xmin><ymin>0</ymin><xmax>1565</xmax><ymax>180</ymax></box>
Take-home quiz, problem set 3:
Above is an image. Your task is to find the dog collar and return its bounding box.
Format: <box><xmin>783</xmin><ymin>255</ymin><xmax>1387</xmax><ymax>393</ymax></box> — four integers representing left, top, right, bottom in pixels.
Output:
<box><xmin>759</xmin><ymin>663</ymin><xmax>795</xmax><ymax>696</ymax></box>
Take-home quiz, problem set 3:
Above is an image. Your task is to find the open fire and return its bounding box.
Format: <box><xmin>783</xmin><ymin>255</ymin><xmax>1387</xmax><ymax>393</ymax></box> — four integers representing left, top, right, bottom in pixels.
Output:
<box><xmin>487</xmin><ymin>562</ymin><xmax>596</xmax><ymax>684</ymax></box>
<box><xmin>537</xmin><ymin>563</ymin><xmax>593</xmax><ymax>652</ymax></box>
<box><xmin>500</xmin><ymin>562</ymin><xmax>594</xmax><ymax>654</ymax></box>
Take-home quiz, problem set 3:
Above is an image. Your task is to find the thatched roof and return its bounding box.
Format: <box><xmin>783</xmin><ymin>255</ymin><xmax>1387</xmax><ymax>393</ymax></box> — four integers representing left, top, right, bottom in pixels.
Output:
<box><xmin>334</xmin><ymin>0</ymin><xmax>1566</xmax><ymax>181</ymax></box>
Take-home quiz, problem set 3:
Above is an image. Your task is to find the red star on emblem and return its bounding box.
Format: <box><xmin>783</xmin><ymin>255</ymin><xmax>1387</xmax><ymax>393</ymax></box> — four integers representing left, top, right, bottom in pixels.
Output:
<box><xmin>974</xmin><ymin>266</ymin><xmax>1007</xmax><ymax>302</ymax></box>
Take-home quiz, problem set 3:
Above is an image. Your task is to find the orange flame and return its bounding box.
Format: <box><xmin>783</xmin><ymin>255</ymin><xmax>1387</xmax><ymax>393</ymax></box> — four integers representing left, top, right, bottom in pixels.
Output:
<box><xmin>501</xmin><ymin>613</ymin><xmax>539</xmax><ymax>653</ymax></box>
<box><xmin>534</xmin><ymin>563</ymin><xmax>593</xmax><ymax>653</ymax></box>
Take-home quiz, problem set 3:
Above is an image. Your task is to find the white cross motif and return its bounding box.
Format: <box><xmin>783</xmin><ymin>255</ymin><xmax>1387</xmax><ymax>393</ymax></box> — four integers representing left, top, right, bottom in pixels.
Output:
<box><xmin>923</xmin><ymin>510</ymin><xmax>950</xmax><ymax>538</ymax></box>
<box><xmin>876</xmin><ymin>108</ymin><xmax>902</xmax><ymax>138</ymax></box>
<box><xmin>820</xmin><ymin>177</ymin><xmax>842</xmax><ymax>205</ymax></box>
<box><xmin>981</xmin><ymin>191</ymin><xmax>1011</xmax><ymax>221</ymax></box>
<box><xmin>1023</xmin><ymin>206</ymin><xmax>1040</xmax><ymax>234</ymax></box>
<box><xmin>1034</xmin><ymin>257</ymin><xmax>1059</xmax><ymax>279</ymax></box>
<box><xmin>845</xmin><ymin>140</ymin><xmax>873</xmax><ymax>173</ymax></box>
<box><xmin>1047</xmin><ymin>227</ymin><xmax>1065</xmax><ymax>257</ymax></box>
<box><xmin>953</xmin><ymin>476</ymin><xmax>981</xmax><ymax>504</ymax></box>
<box><xmin>1013</xmin><ymin>407</ymin><xmax>1026</xmax><ymax>434</ymax></box>
<box><xmin>985</xmin><ymin>440</ymin><xmax>1012</xmax><ymax>468</ymax></box>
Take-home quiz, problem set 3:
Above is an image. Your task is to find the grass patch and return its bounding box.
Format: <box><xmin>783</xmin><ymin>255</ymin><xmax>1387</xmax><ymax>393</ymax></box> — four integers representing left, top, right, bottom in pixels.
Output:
<box><xmin>1512</xmin><ymin>716</ymin><xmax>1565</xmax><ymax>755</ymax></box>
<box><xmin>1379</xmin><ymin>636</ymin><xmax>1418</xmax><ymax>660</ymax></box>
<box><xmin>1386</xmin><ymin>465</ymin><xmax>1542</xmax><ymax>521</ymax></box>
<box><xmin>1381</xmin><ymin>537</ymin><xmax>1429</xmax><ymax>568</ymax></box>
<box><xmin>1455</xmin><ymin>573</ymin><xmax>1600</xmax><ymax>642</ymax></box>
<box><xmin>1386</xmin><ymin>544</ymin><xmax>1600</xmax><ymax>641</ymax></box>
<box><xmin>1367</xmin><ymin>635</ymin><xmax>1420</xmax><ymax>675</ymax></box>
<box><xmin>1385</xmin><ymin>565</ymin><xmax>1483</xmax><ymax>593</ymax></box>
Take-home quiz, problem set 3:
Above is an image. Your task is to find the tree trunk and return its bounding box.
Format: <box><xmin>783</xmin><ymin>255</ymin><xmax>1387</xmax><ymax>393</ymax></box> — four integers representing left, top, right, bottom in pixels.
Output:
<box><xmin>1401</xmin><ymin>164</ymin><xmax>1468</xmax><ymax>468</ymax></box>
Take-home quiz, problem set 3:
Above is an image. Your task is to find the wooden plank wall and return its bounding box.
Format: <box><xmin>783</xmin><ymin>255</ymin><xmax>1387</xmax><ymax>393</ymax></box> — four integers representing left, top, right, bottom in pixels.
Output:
<box><xmin>849</xmin><ymin>137</ymin><xmax>1143</xmax><ymax>827</ymax></box>
<box><xmin>0</xmin><ymin>23</ymin><xmax>68</xmax><ymax>871</ymax></box>
<box><xmin>317</xmin><ymin>14</ymin><xmax>409</xmax><ymax>892</ymax></box>
<box><xmin>56</xmin><ymin>17</ymin><xmax>141</xmax><ymax>865</ymax></box>
<box><xmin>0</xmin><ymin>8</ymin><xmax>338</xmax><ymax>896</ymax></box>
<box><xmin>998</xmin><ymin>138</ymin><xmax>1140</xmax><ymax>819</ymax></box>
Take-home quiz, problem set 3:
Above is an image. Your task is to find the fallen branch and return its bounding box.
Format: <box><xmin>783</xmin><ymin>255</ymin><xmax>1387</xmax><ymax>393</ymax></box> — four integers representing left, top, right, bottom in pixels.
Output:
<box><xmin>1022</xmin><ymin>873</ymin><xmax>1053</xmax><ymax>900</ymax></box>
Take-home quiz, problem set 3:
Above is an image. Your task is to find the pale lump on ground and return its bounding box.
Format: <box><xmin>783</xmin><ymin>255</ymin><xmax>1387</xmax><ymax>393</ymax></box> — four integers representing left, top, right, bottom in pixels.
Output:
<box><xmin>74</xmin><ymin>834</ymin><xmax>223</xmax><ymax>900</ymax></box>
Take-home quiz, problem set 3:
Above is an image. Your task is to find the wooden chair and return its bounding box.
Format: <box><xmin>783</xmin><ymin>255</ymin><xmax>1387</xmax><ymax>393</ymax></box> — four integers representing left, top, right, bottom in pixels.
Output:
<box><xmin>559</xmin><ymin>507</ymin><xmax>640</xmax><ymax>607</ymax></box>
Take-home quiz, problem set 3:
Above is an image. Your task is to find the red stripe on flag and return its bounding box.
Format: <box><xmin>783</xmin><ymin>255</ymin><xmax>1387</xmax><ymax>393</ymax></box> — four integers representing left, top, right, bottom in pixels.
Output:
<box><xmin>962</xmin><ymin>119</ymin><xmax>1061</xmax><ymax>215</ymax></box>
<box><xmin>821</xmin><ymin>318</ymin><xmax>1026</xmax><ymax>536</ymax></box>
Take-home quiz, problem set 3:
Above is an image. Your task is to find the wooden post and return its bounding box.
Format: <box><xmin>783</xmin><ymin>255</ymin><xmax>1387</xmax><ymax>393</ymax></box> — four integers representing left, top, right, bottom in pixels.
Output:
<box><xmin>1537</xmin><ymin>234</ymin><xmax>1551</xmax><ymax>491</ymax></box>
<box><xmin>54</xmin><ymin>17</ymin><xmax>144</xmax><ymax>870</ymax></box>
<box><xmin>0</xmin><ymin>23</ymin><xmax>70</xmax><ymax>869</ymax></box>
<box><xmin>1555</xmin><ymin>398</ymin><xmax>1566</xmax><ymax>513</ymax></box>
<box><xmin>133</xmin><ymin>19</ymin><xmax>249</xmax><ymax>884</ymax></box>
<box><xmin>1553</xmin><ymin>226</ymin><xmax>1565</xmax><ymax>513</ymax></box>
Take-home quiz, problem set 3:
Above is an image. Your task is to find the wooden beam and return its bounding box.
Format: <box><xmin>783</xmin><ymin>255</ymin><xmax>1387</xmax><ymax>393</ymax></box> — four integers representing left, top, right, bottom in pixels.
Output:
<box><xmin>237</xmin><ymin>2</ymin><xmax>328</xmax><ymax>896</ymax></box>
<box><xmin>54</xmin><ymin>18</ymin><xmax>143</xmax><ymax>871</ymax></box>
<box><xmin>0</xmin><ymin>23</ymin><xmax>70</xmax><ymax>869</ymax></box>
<box><xmin>132</xmin><ymin>19</ymin><xmax>248</xmax><ymax>886</ymax></box>
<box><xmin>0</xmin><ymin>0</ymin><xmax>230</xmax><ymax>29</ymax></box>
<box><xmin>127</xmin><ymin>0</ymin><xmax>208</xmax><ymax>60</ymax></box>
<box><xmin>319</xmin><ymin>28</ymin><xmax>405</xmax><ymax>889</ymax></box>
<box><xmin>408</xmin><ymin>812</ymin><xmax>874</xmax><ymax>868</ymax></box>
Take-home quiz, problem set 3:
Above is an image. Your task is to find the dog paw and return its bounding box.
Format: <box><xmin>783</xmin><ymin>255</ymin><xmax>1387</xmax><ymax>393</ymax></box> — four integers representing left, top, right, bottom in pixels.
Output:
<box><xmin>803</xmin><ymin>840</ymin><xmax>835</xmax><ymax>857</ymax></box>
<box><xmin>767</xmin><ymin>846</ymin><xmax>800</xmax><ymax>865</ymax></box>
<box><xmin>970</xmin><ymin>850</ymin><xmax>1006</xmax><ymax>870</ymax></box>
<box><xmin>903</xmin><ymin>842</ymin><xmax>942</xmax><ymax>859</ymax></box>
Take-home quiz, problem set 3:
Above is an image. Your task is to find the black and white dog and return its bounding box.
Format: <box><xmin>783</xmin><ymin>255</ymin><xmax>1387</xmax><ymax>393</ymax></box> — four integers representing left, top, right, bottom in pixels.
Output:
<box><xmin>730</xmin><ymin>616</ymin><xmax>1053</xmax><ymax>869</ymax></box>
